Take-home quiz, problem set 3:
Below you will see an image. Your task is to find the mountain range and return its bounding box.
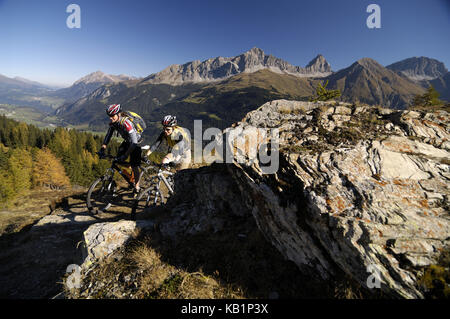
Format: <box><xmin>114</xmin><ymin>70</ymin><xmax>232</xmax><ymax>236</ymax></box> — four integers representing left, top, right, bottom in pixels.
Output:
<box><xmin>325</xmin><ymin>58</ymin><xmax>426</xmax><ymax>108</ymax></box>
<box><xmin>141</xmin><ymin>47</ymin><xmax>332</xmax><ymax>85</ymax></box>
<box><xmin>0</xmin><ymin>74</ymin><xmax>62</xmax><ymax>112</ymax></box>
<box><xmin>54</xmin><ymin>48</ymin><xmax>446</xmax><ymax>141</ymax></box>
<box><xmin>0</xmin><ymin>71</ymin><xmax>137</xmax><ymax>112</ymax></box>
<box><xmin>2</xmin><ymin>48</ymin><xmax>449</xmax><ymax>140</ymax></box>
<box><xmin>387</xmin><ymin>56</ymin><xmax>448</xmax><ymax>81</ymax></box>
<box><xmin>48</xmin><ymin>71</ymin><xmax>137</xmax><ymax>104</ymax></box>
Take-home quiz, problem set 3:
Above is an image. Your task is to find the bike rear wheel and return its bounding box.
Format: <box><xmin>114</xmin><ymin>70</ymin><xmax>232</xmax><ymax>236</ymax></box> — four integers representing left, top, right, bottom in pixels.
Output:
<box><xmin>86</xmin><ymin>177</ymin><xmax>118</xmax><ymax>214</ymax></box>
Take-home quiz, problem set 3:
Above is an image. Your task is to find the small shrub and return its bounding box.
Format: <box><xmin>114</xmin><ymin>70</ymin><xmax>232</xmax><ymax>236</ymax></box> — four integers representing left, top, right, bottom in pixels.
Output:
<box><xmin>310</xmin><ymin>80</ymin><xmax>341</xmax><ymax>102</ymax></box>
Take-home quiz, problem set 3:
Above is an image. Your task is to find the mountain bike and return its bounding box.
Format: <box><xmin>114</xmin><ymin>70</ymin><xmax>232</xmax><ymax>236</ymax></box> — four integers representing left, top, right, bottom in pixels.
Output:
<box><xmin>86</xmin><ymin>151</ymin><xmax>157</xmax><ymax>214</ymax></box>
<box><xmin>132</xmin><ymin>161</ymin><xmax>175</xmax><ymax>214</ymax></box>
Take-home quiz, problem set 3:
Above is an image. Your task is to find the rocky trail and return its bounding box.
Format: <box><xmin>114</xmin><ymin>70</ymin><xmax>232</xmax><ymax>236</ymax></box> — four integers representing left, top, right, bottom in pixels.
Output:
<box><xmin>0</xmin><ymin>189</ymin><xmax>137</xmax><ymax>298</ymax></box>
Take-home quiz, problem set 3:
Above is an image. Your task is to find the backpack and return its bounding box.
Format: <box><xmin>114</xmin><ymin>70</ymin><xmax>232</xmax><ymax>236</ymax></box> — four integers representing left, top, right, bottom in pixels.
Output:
<box><xmin>120</xmin><ymin>111</ymin><xmax>147</xmax><ymax>134</ymax></box>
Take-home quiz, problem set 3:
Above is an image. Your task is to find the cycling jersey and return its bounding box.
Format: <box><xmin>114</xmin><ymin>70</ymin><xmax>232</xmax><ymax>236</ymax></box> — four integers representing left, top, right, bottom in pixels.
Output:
<box><xmin>103</xmin><ymin>116</ymin><xmax>142</xmax><ymax>162</ymax></box>
<box><xmin>150</xmin><ymin>126</ymin><xmax>190</xmax><ymax>158</ymax></box>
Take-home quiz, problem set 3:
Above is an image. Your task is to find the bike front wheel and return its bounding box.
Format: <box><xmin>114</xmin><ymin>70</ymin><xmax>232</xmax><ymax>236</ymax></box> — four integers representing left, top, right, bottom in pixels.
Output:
<box><xmin>86</xmin><ymin>177</ymin><xmax>118</xmax><ymax>214</ymax></box>
<box><xmin>134</xmin><ymin>183</ymin><xmax>163</xmax><ymax>212</ymax></box>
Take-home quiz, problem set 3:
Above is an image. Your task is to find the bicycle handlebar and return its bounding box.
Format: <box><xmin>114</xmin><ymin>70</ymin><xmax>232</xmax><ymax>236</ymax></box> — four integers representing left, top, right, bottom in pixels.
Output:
<box><xmin>97</xmin><ymin>152</ymin><xmax>125</xmax><ymax>165</ymax></box>
<box><xmin>97</xmin><ymin>152</ymin><xmax>115</xmax><ymax>160</ymax></box>
<box><xmin>142</xmin><ymin>157</ymin><xmax>175</xmax><ymax>170</ymax></box>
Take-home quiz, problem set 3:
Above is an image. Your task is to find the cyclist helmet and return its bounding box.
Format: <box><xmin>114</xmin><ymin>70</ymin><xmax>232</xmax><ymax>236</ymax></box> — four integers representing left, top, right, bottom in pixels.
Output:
<box><xmin>162</xmin><ymin>115</ymin><xmax>177</xmax><ymax>127</ymax></box>
<box><xmin>106</xmin><ymin>104</ymin><xmax>121</xmax><ymax>116</ymax></box>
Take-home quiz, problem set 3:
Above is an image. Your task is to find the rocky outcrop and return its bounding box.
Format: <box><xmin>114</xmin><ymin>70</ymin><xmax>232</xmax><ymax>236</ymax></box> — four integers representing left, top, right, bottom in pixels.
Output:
<box><xmin>60</xmin><ymin>99</ymin><xmax>448</xmax><ymax>299</ymax></box>
<box><xmin>158</xmin><ymin>100</ymin><xmax>449</xmax><ymax>298</ymax></box>
<box><xmin>142</xmin><ymin>47</ymin><xmax>332</xmax><ymax>85</ymax></box>
<box><xmin>81</xmin><ymin>220</ymin><xmax>154</xmax><ymax>270</ymax></box>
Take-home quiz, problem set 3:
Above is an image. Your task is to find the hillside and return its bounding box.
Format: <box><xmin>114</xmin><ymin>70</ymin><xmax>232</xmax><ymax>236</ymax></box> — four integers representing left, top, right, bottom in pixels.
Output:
<box><xmin>56</xmin><ymin>69</ymin><xmax>317</xmax><ymax>141</ymax></box>
<box><xmin>387</xmin><ymin>57</ymin><xmax>448</xmax><ymax>81</ymax></box>
<box><xmin>0</xmin><ymin>74</ymin><xmax>63</xmax><ymax>112</ymax></box>
<box><xmin>50</xmin><ymin>71</ymin><xmax>137</xmax><ymax>104</ymax></box>
<box><xmin>56</xmin><ymin>81</ymin><xmax>205</xmax><ymax>135</ymax></box>
<box><xmin>145</xmin><ymin>69</ymin><xmax>318</xmax><ymax>137</ymax></box>
<box><xmin>430</xmin><ymin>72</ymin><xmax>450</xmax><ymax>102</ymax></box>
<box><xmin>326</xmin><ymin>58</ymin><xmax>426</xmax><ymax>109</ymax></box>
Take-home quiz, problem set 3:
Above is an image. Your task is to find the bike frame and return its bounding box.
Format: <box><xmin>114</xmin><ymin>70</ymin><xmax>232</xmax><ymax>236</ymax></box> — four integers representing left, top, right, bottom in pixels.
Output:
<box><xmin>100</xmin><ymin>154</ymin><xmax>140</xmax><ymax>187</ymax></box>
<box><xmin>130</xmin><ymin>162</ymin><xmax>175</xmax><ymax>214</ymax></box>
<box><xmin>158</xmin><ymin>168</ymin><xmax>174</xmax><ymax>195</ymax></box>
<box><xmin>111</xmin><ymin>161</ymin><xmax>135</xmax><ymax>186</ymax></box>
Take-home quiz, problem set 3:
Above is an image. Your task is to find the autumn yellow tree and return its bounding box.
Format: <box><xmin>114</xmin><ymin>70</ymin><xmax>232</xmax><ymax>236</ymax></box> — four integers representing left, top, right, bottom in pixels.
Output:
<box><xmin>8</xmin><ymin>148</ymin><xmax>33</xmax><ymax>195</ymax></box>
<box><xmin>0</xmin><ymin>169</ymin><xmax>15</xmax><ymax>205</ymax></box>
<box><xmin>33</xmin><ymin>148</ymin><xmax>71</xmax><ymax>189</ymax></box>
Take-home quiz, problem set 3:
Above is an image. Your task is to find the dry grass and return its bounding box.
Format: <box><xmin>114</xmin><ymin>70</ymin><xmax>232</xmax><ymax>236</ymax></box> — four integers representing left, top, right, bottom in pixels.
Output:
<box><xmin>279</xmin><ymin>105</ymin><xmax>307</xmax><ymax>115</ymax></box>
<box><xmin>408</xmin><ymin>103</ymin><xmax>450</xmax><ymax>113</ymax></box>
<box><xmin>70</xmin><ymin>209</ymin><xmax>349</xmax><ymax>299</ymax></box>
<box><xmin>71</xmin><ymin>235</ymin><xmax>246</xmax><ymax>299</ymax></box>
<box><xmin>417</xmin><ymin>248</ymin><xmax>450</xmax><ymax>299</ymax></box>
<box><xmin>0</xmin><ymin>188</ymin><xmax>81</xmax><ymax>236</ymax></box>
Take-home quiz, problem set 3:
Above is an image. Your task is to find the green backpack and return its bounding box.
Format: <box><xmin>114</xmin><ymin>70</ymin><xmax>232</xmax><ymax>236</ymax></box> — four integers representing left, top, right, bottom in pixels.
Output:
<box><xmin>120</xmin><ymin>111</ymin><xmax>147</xmax><ymax>134</ymax></box>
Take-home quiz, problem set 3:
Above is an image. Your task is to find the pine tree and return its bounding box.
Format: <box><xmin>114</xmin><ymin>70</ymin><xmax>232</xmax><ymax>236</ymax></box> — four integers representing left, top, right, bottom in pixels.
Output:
<box><xmin>17</xmin><ymin>122</ymin><xmax>29</xmax><ymax>146</ymax></box>
<box><xmin>310</xmin><ymin>80</ymin><xmax>341</xmax><ymax>102</ymax></box>
<box><xmin>0</xmin><ymin>116</ymin><xmax>113</xmax><ymax>188</ymax></box>
<box><xmin>85</xmin><ymin>134</ymin><xmax>97</xmax><ymax>153</ymax></box>
<box><xmin>412</xmin><ymin>85</ymin><xmax>442</xmax><ymax>107</ymax></box>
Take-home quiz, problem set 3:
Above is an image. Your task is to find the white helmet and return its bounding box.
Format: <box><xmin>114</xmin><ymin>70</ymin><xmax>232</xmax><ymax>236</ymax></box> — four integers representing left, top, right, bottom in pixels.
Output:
<box><xmin>106</xmin><ymin>104</ymin><xmax>121</xmax><ymax>116</ymax></box>
<box><xmin>162</xmin><ymin>115</ymin><xmax>177</xmax><ymax>127</ymax></box>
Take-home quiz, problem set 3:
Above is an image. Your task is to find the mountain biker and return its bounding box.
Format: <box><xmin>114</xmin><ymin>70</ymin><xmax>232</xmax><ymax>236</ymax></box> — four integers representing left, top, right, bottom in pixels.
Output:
<box><xmin>99</xmin><ymin>104</ymin><xmax>143</xmax><ymax>194</ymax></box>
<box><xmin>145</xmin><ymin>115</ymin><xmax>191</xmax><ymax>170</ymax></box>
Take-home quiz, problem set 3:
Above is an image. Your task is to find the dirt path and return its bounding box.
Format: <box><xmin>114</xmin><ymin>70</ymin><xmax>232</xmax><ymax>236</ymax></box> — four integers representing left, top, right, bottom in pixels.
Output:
<box><xmin>0</xmin><ymin>189</ymin><xmax>137</xmax><ymax>299</ymax></box>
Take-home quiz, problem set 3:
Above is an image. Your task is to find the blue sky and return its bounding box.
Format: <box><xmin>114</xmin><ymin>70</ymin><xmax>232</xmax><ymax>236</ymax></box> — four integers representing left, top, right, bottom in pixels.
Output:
<box><xmin>0</xmin><ymin>0</ymin><xmax>449</xmax><ymax>86</ymax></box>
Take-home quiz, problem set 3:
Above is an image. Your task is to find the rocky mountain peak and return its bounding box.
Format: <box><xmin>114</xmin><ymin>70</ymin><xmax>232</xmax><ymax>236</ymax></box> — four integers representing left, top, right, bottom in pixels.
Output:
<box><xmin>386</xmin><ymin>57</ymin><xmax>448</xmax><ymax>81</ymax></box>
<box><xmin>306</xmin><ymin>54</ymin><xmax>332</xmax><ymax>73</ymax></box>
<box><xmin>142</xmin><ymin>48</ymin><xmax>332</xmax><ymax>85</ymax></box>
<box><xmin>346</xmin><ymin>58</ymin><xmax>391</xmax><ymax>76</ymax></box>
<box><xmin>73</xmin><ymin>71</ymin><xmax>135</xmax><ymax>85</ymax></box>
<box><xmin>243</xmin><ymin>47</ymin><xmax>265</xmax><ymax>58</ymax></box>
<box><xmin>355</xmin><ymin>57</ymin><xmax>382</xmax><ymax>68</ymax></box>
<box><xmin>51</xmin><ymin>71</ymin><xmax>136</xmax><ymax>105</ymax></box>
<box><xmin>73</xmin><ymin>71</ymin><xmax>108</xmax><ymax>85</ymax></box>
